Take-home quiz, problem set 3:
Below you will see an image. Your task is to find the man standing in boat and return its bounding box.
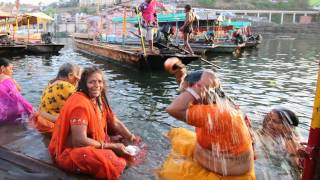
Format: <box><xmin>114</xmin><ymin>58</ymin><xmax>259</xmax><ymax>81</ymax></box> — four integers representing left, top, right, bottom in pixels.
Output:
<box><xmin>138</xmin><ymin>0</ymin><xmax>167</xmax><ymax>54</ymax></box>
<box><xmin>179</xmin><ymin>5</ymin><xmax>198</xmax><ymax>55</ymax></box>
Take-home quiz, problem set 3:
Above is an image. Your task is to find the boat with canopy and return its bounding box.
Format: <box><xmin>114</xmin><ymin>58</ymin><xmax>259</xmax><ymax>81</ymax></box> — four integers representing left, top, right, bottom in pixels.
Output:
<box><xmin>0</xmin><ymin>10</ymin><xmax>26</xmax><ymax>55</ymax></box>
<box><xmin>0</xmin><ymin>12</ymin><xmax>64</xmax><ymax>54</ymax></box>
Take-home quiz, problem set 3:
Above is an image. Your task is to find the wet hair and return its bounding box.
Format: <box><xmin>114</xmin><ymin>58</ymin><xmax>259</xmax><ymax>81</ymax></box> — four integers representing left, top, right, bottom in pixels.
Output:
<box><xmin>171</xmin><ymin>62</ymin><xmax>186</xmax><ymax>72</ymax></box>
<box><xmin>0</xmin><ymin>58</ymin><xmax>10</xmax><ymax>67</ymax></box>
<box><xmin>77</xmin><ymin>66</ymin><xmax>110</xmax><ymax>108</ymax></box>
<box><xmin>184</xmin><ymin>70</ymin><xmax>203</xmax><ymax>86</ymax></box>
<box><xmin>50</xmin><ymin>63</ymin><xmax>80</xmax><ymax>84</ymax></box>
<box><xmin>184</xmin><ymin>70</ymin><xmax>232</xmax><ymax>106</ymax></box>
<box><xmin>273</xmin><ymin>108</ymin><xmax>299</xmax><ymax>127</ymax></box>
<box><xmin>185</xmin><ymin>4</ymin><xmax>191</xmax><ymax>11</ymax></box>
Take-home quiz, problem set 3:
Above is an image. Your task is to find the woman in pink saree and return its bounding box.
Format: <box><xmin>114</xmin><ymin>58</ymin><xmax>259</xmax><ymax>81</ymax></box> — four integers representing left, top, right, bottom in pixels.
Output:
<box><xmin>0</xmin><ymin>58</ymin><xmax>33</xmax><ymax>123</ymax></box>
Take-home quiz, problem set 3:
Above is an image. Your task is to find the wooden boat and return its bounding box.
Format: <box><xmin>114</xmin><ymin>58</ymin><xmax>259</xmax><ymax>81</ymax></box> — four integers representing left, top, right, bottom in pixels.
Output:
<box><xmin>0</xmin><ymin>44</ymin><xmax>26</xmax><ymax>55</ymax></box>
<box><xmin>209</xmin><ymin>44</ymin><xmax>241</xmax><ymax>53</ymax></box>
<box><xmin>0</xmin><ymin>146</ymin><xmax>72</xmax><ymax>179</ymax></box>
<box><xmin>190</xmin><ymin>42</ymin><xmax>242</xmax><ymax>54</ymax></box>
<box><xmin>0</xmin><ymin>34</ymin><xmax>26</xmax><ymax>55</ymax></box>
<box><xmin>26</xmin><ymin>43</ymin><xmax>64</xmax><ymax>54</ymax></box>
<box><xmin>244</xmin><ymin>41</ymin><xmax>259</xmax><ymax>48</ymax></box>
<box><xmin>13</xmin><ymin>12</ymin><xmax>64</xmax><ymax>54</ymax></box>
<box><xmin>74</xmin><ymin>38</ymin><xmax>200</xmax><ymax>71</ymax></box>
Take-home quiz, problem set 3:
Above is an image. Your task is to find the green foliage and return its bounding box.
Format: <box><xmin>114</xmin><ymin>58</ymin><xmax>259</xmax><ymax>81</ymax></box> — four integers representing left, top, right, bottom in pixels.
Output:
<box><xmin>80</xmin><ymin>6</ymin><xmax>96</xmax><ymax>15</ymax></box>
<box><xmin>44</xmin><ymin>7</ymin><xmax>57</xmax><ymax>16</ymax></box>
<box><xmin>198</xmin><ymin>0</ymin><xmax>216</xmax><ymax>6</ymax></box>
<box><xmin>251</xmin><ymin>0</ymin><xmax>309</xmax><ymax>9</ymax></box>
<box><xmin>310</xmin><ymin>0</ymin><xmax>320</xmax><ymax>6</ymax></box>
<box><xmin>194</xmin><ymin>0</ymin><xmax>311</xmax><ymax>9</ymax></box>
<box><xmin>80</xmin><ymin>7</ymin><xmax>89</xmax><ymax>14</ymax></box>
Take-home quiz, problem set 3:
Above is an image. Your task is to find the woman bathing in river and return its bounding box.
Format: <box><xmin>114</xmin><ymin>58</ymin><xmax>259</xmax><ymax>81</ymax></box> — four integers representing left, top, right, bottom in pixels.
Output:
<box><xmin>159</xmin><ymin>58</ymin><xmax>255</xmax><ymax>179</ymax></box>
<box><xmin>33</xmin><ymin>63</ymin><xmax>81</xmax><ymax>133</ymax></box>
<box><xmin>256</xmin><ymin>108</ymin><xmax>303</xmax><ymax>168</ymax></box>
<box><xmin>0</xmin><ymin>58</ymin><xmax>33</xmax><ymax>123</ymax></box>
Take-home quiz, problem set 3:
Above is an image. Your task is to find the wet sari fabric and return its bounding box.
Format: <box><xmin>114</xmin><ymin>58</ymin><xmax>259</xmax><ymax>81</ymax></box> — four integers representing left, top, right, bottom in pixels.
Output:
<box><xmin>33</xmin><ymin>81</ymin><xmax>75</xmax><ymax>133</ymax></box>
<box><xmin>187</xmin><ymin>104</ymin><xmax>252</xmax><ymax>155</ymax></box>
<box><xmin>0</xmin><ymin>78</ymin><xmax>33</xmax><ymax>122</ymax></box>
<box><xmin>157</xmin><ymin>128</ymin><xmax>256</xmax><ymax>180</ymax></box>
<box><xmin>158</xmin><ymin>104</ymin><xmax>255</xmax><ymax>179</ymax></box>
<box><xmin>48</xmin><ymin>92</ymin><xmax>126</xmax><ymax>179</ymax></box>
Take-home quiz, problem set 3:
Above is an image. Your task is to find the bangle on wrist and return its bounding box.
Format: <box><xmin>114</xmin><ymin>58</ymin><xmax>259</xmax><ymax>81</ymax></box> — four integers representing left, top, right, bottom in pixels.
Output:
<box><xmin>99</xmin><ymin>141</ymin><xmax>104</xmax><ymax>149</ymax></box>
<box><xmin>185</xmin><ymin>87</ymin><xmax>200</xmax><ymax>101</ymax></box>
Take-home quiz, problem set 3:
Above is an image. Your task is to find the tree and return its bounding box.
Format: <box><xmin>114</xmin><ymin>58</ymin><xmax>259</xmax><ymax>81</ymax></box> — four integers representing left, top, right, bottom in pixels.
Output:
<box><xmin>80</xmin><ymin>7</ymin><xmax>89</xmax><ymax>14</ymax></box>
<box><xmin>199</xmin><ymin>0</ymin><xmax>215</xmax><ymax>7</ymax></box>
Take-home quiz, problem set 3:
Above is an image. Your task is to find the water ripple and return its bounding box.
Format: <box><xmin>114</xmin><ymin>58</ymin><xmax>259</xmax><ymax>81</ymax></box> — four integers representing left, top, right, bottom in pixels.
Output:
<box><xmin>4</xmin><ymin>37</ymin><xmax>319</xmax><ymax>180</ymax></box>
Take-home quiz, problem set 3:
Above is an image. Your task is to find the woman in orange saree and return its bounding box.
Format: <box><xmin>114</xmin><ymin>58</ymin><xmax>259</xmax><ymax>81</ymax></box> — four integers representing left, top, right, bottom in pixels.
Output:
<box><xmin>160</xmin><ymin>69</ymin><xmax>255</xmax><ymax>179</ymax></box>
<box><xmin>48</xmin><ymin>67</ymin><xmax>140</xmax><ymax>179</ymax></box>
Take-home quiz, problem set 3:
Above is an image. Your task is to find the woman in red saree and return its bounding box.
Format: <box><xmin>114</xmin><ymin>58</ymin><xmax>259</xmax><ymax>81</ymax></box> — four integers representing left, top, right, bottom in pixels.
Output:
<box><xmin>48</xmin><ymin>67</ymin><xmax>140</xmax><ymax>179</ymax></box>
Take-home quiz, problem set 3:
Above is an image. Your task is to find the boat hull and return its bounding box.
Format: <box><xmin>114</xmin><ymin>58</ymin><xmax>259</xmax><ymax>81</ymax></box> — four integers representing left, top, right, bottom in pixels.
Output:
<box><xmin>191</xmin><ymin>43</ymin><xmax>238</xmax><ymax>54</ymax></box>
<box><xmin>74</xmin><ymin>39</ymin><xmax>199</xmax><ymax>71</ymax></box>
<box><xmin>26</xmin><ymin>44</ymin><xmax>64</xmax><ymax>54</ymax></box>
<box><xmin>0</xmin><ymin>45</ymin><xmax>26</xmax><ymax>55</ymax></box>
<box><xmin>244</xmin><ymin>41</ymin><xmax>260</xmax><ymax>48</ymax></box>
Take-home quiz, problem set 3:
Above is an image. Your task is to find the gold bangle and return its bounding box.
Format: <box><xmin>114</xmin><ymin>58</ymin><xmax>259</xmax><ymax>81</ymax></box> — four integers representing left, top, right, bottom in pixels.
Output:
<box><xmin>99</xmin><ymin>141</ymin><xmax>104</xmax><ymax>149</ymax></box>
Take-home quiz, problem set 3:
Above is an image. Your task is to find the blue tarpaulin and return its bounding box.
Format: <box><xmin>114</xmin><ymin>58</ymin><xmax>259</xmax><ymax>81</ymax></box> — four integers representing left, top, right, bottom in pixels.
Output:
<box><xmin>112</xmin><ymin>13</ymin><xmax>186</xmax><ymax>24</ymax></box>
<box><xmin>221</xmin><ymin>21</ymin><xmax>251</xmax><ymax>28</ymax></box>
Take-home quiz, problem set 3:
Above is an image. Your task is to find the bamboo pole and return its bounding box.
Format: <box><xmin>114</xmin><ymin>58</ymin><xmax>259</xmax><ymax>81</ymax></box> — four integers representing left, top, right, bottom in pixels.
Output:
<box><xmin>13</xmin><ymin>16</ymin><xmax>18</xmax><ymax>42</ymax></box>
<box><xmin>5</xmin><ymin>18</ymin><xmax>8</xmax><ymax>33</ymax></box>
<box><xmin>122</xmin><ymin>7</ymin><xmax>127</xmax><ymax>46</ymax></box>
<box><xmin>136</xmin><ymin>6</ymin><xmax>146</xmax><ymax>57</ymax></box>
<box><xmin>27</xmin><ymin>17</ymin><xmax>30</xmax><ymax>44</ymax></box>
<box><xmin>206</xmin><ymin>13</ymin><xmax>209</xmax><ymax>32</ymax></box>
<box><xmin>302</xmin><ymin>61</ymin><xmax>320</xmax><ymax>180</ymax></box>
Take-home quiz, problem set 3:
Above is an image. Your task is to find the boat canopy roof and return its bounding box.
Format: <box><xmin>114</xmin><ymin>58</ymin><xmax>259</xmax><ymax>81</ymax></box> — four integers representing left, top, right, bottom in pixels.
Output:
<box><xmin>221</xmin><ymin>21</ymin><xmax>252</xmax><ymax>28</ymax></box>
<box><xmin>0</xmin><ymin>11</ymin><xmax>13</xmax><ymax>19</ymax></box>
<box><xmin>0</xmin><ymin>12</ymin><xmax>53</xmax><ymax>26</ymax></box>
<box><xmin>111</xmin><ymin>12</ymin><xmax>251</xmax><ymax>28</ymax></box>
<box><xmin>20</xmin><ymin>12</ymin><xmax>54</xmax><ymax>25</ymax></box>
<box><xmin>112</xmin><ymin>13</ymin><xmax>186</xmax><ymax>24</ymax></box>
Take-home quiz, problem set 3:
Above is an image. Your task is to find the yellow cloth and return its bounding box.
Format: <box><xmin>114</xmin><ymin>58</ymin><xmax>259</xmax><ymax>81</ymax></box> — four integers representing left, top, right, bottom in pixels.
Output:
<box><xmin>157</xmin><ymin>128</ymin><xmax>256</xmax><ymax>180</ymax></box>
<box><xmin>40</xmin><ymin>81</ymin><xmax>75</xmax><ymax>116</ymax></box>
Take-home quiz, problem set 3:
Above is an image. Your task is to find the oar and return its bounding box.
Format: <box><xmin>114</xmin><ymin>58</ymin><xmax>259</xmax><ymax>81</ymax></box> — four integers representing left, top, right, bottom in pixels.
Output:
<box><xmin>135</xmin><ymin>7</ymin><xmax>146</xmax><ymax>57</ymax></box>
<box><xmin>129</xmin><ymin>31</ymin><xmax>221</xmax><ymax>69</ymax></box>
<box><xmin>169</xmin><ymin>43</ymin><xmax>221</xmax><ymax>69</ymax></box>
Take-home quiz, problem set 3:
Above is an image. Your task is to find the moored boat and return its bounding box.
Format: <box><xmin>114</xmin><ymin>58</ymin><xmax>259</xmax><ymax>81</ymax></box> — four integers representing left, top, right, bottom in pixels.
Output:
<box><xmin>74</xmin><ymin>38</ymin><xmax>199</xmax><ymax>71</ymax></box>
<box><xmin>0</xmin><ymin>34</ymin><xmax>26</xmax><ymax>55</ymax></box>
<box><xmin>26</xmin><ymin>43</ymin><xmax>64</xmax><ymax>54</ymax></box>
<box><xmin>190</xmin><ymin>42</ymin><xmax>242</xmax><ymax>54</ymax></box>
<box><xmin>14</xmin><ymin>12</ymin><xmax>65</xmax><ymax>54</ymax></box>
<box><xmin>0</xmin><ymin>44</ymin><xmax>26</xmax><ymax>55</ymax></box>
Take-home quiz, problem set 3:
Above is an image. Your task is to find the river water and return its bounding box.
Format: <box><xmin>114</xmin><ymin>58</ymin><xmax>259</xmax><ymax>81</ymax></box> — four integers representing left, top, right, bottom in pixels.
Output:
<box><xmin>1</xmin><ymin>36</ymin><xmax>319</xmax><ymax>180</ymax></box>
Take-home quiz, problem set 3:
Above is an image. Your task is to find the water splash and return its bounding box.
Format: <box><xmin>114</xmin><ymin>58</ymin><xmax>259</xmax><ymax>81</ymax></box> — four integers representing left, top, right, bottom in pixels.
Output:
<box><xmin>195</xmin><ymin>86</ymin><xmax>253</xmax><ymax>176</ymax></box>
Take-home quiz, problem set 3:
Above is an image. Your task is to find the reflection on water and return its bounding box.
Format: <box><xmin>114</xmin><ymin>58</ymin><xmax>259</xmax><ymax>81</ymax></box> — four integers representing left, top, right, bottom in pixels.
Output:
<box><xmin>2</xmin><ymin>36</ymin><xmax>319</xmax><ymax>179</ymax></box>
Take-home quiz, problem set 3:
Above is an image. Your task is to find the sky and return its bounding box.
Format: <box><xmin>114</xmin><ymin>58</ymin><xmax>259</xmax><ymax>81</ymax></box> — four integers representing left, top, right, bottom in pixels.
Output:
<box><xmin>0</xmin><ymin>0</ymin><xmax>58</xmax><ymax>5</ymax></box>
